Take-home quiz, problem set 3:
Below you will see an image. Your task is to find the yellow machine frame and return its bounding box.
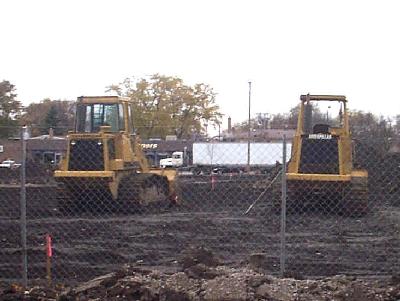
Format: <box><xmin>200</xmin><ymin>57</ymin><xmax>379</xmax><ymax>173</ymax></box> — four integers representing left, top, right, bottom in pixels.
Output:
<box><xmin>54</xmin><ymin>96</ymin><xmax>176</xmax><ymax>201</ymax></box>
<box><xmin>287</xmin><ymin>94</ymin><xmax>368</xmax><ymax>182</ymax></box>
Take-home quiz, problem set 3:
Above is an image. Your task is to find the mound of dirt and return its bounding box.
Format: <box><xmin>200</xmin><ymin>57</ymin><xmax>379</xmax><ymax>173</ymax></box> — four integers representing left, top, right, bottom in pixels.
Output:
<box><xmin>2</xmin><ymin>248</ymin><xmax>400</xmax><ymax>300</ymax></box>
<box><xmin>62</xmin><ymin>267</ymin><xmax>400</xmax><ymax>301</ymax></box>
<box><xmin>0</xmin><ymin>282</ymin><xmax>57</xmax><ymax>301</ymax></box>
<box><xmin>2</xmin><ymin>266</ymin><xmax>400</xmax><ymax>301</ymax></box>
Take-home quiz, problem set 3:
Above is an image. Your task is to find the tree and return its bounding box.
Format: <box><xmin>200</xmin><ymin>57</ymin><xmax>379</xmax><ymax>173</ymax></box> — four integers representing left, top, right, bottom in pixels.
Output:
<box><xmin>20</xmin><ymin>99</ymin><xmax>75</xmax><ymax>136</ymax></box>
<box><xmin>349</xmin><ymin>110</ymin><xmax>395</xmax><ymax>155</ymax></box>
<box><xmin>269</xmin><ymin>113</ymin><xmax>291</xmax><ymax>129</ymax></box>
<box><xmin>0</xmin><ymin>80</ymin><xmax>21</xmax><ymax>137</ymax></box>
<box><xmin>394</xmin><ymin>115</ymin><xmax>400</xmax><ymax>135</ymax></box>
<box><xmin>0</xmin><ymin>80</ymin><xmax>20</xmax><ymax>119</ymax></box>
<box><xmin>107</xmin><ymin>74</ymin><xmax>222</xmax><ymax>139</ymax></box>
<box><xmin>234</xmin><ymin>103</ymin><xmax>326</xmax><ymax>131</ymax></box>
<box><xmin>44</xmin><ymin>105</ymin><xmax>59</xmax><ymax>130</ymax></box>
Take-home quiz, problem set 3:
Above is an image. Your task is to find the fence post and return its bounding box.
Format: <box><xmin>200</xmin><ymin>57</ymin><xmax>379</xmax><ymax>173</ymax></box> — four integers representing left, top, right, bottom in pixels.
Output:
<box><xmin>280</xmin><ymin>135</ymin><xmax>287</xmax><ymax>277</ymax></box>
<box><xmin>20</xmin><ymin>126</ymin><xmax>28</xmax><ymax>287</ymax></box>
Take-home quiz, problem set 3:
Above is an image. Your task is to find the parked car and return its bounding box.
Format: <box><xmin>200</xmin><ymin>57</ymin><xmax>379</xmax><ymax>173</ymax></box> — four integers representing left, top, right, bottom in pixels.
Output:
<box><xmin>0</xmin><ymin>160</ymin><xmax>21</xmax><ymax>169</ymax></box>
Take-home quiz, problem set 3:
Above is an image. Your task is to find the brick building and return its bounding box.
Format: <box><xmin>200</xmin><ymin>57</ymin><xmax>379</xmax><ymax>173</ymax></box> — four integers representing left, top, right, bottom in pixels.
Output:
<box><xmin>0</xmin><ymin>136</ymin><xmax>67</xmax><ymax>165</ymax></box>
<box><xmin>0</xmin><ymin>139</ymin><xmax>22</xmax><ymax>163</ymax></box>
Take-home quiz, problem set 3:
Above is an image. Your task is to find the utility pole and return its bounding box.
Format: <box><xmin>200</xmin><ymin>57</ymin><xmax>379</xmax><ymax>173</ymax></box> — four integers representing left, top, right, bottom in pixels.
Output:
<box><xmin>247</xmin><ymin>81</ymin><xmax>252</xmax><ymax>172</ymax></box>
<box><xmin>20</xmin><ymin>126</ymin><xmax>28</xmax><ymax>287</ymax></box>
<box><xmin>326</xmin><ymin>106</ymin><xmax>331</xmax><ymax>122</ymax></box>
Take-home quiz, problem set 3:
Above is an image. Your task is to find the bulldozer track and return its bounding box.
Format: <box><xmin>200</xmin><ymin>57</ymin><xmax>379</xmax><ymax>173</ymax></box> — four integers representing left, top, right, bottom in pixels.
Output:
<box><xmin>269</xmin><ymin>178</ymin><xmax>369</xmax><ymax>216</ymax></box>
<box><xmin>342</xmin><ymin>178</ymin><xmax>369</xmax><ymax>217</ymax></box>
<box><xmin>117</xmin><ymin>173</ymin><xmax>170</xmax><ymax>212</ymax></box>
<box><xmin>56</xmin><ymin>181</ymin><xmax>113</xmax><ymax>213</ymax></box>
<box><xmin>56</xmin><ymin>173</ymin><xmax>171</xmax><ymax>213</ymax></box>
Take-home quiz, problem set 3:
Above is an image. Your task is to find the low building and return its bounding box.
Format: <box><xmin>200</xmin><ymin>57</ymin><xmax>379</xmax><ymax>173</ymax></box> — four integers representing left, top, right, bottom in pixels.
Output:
<box><xmin>0</xmin><ymin>139</ymin><xmax>22</xmax><ymax>163</ymax></box>
<box><xmin>0</xmin><ymin>136</ymin><xmax>194</xmax><ymax>168</ymax></box>
<box><xmin>28</xmin><ymin>135</ymin><xmax>66</xmax><ymax>165</ymax></box>
<box><xmin>0</xmin><ymin>136</ymin><xmax>67</xmax><ymax>165</ymax></box>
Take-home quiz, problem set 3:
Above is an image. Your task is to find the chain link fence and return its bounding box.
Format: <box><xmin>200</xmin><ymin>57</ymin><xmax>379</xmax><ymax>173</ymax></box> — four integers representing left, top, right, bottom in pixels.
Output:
<box><xmin>0</xmin><ymin>126</ymin><xmax>399</xmax><ymax>286</ymax></box>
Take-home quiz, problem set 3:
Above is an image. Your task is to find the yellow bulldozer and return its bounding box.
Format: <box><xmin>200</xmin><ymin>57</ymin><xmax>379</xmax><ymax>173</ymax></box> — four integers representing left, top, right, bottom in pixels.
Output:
<box><xmin>284</xmin><ymin>94</ymin><xmax>368</xmax><ymax>215</ymax></box>
<box><xmin>54</xmin><ymin>96</ymin><xmax>177</xmax><ymax>211</ymax></box>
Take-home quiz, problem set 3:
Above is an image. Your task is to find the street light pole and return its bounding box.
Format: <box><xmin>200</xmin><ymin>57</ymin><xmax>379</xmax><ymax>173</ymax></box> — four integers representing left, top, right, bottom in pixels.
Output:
<box><xmin>326</xmin><ymin>106</ymin><xmax>331</xmax><ymax>122</ymax></box>
<box><xmin>247</xmin><ymin>81</ymin><xmax>252</xmax><ymax>172</ymax></box>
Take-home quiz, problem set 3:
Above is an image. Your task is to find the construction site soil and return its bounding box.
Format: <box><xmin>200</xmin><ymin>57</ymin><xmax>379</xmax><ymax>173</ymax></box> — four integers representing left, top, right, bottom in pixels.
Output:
<box><xmin>2</xmin><ymin>252</ymin><xmax>400</xmax><ymax>300</ymax></box>
<box><xmin>1</xmin><ymin>174</ymin><xmax>400</xmax><ymax>289</ymax></box>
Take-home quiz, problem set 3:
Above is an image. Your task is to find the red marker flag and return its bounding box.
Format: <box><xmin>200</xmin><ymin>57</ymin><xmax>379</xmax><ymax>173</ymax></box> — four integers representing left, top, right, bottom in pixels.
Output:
<box><xmin>46</xmin><ymin>234</ymin><xmax>52</xmax><ymax>258</ymax></box>
<box><xmin>211</xmin><ymin>175</ymin><xmax>216</xmax><ymax>190</ymax></box>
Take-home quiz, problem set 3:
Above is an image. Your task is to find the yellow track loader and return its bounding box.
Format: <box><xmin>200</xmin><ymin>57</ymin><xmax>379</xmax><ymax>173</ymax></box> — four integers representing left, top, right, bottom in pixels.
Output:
<box><xmin>285</xmin><ymin>94</ymin><xmax>368</xmax><ymax>215</ymax></box>
<box><xmin>54</xmin><ymin>96</ymin><xmax>177</xmax><ymax>210</ymax></box>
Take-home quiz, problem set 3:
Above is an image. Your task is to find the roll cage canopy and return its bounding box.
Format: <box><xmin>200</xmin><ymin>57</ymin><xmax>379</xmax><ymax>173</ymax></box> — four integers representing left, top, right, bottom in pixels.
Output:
<box><xmin>300</xmin><ymin>94</ymin><xmax>347</xmax><ymax>102</ymax></box>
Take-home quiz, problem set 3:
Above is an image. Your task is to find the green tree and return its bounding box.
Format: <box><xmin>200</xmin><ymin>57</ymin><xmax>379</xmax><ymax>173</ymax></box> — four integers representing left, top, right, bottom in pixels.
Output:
<box><xmin>44</xmin><ymin>105</ymin><xmax>59</xmax><ymax>131</ymax></box>
<box><xmin>108</xmin><ymin>74</ymin><xmax>222</xmax><ymax>139</ymax></box>
<box><xmin>20</xmin><ymin>98</ymin><xmax>75</xmax><ymax>136</ymax></box>
<box><xmin>0</xmin><ymin>80</ymin><xmax>21</xmax><ymax>137</ymax></box>
<box><xmin>394</xmin><ymin>114</ymin><xmax>400</xmax><ymax>136</ymax></box>
<box><xmin>234</xmin><ymin>104</ymin><xmax>326</xmax><ymax>131</ymax></box>
<box><xmin>349</xmin><ymin>110</ymin><xmax>395</xmax><ymax>154</ymax></box>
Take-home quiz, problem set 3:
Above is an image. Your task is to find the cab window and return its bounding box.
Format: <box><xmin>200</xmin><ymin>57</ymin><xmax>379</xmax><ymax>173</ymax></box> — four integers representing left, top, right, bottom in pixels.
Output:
<box><xmin>76</xmin><ymin>103</ymin><xmax>124</xmax><ymax>133</ymax></box>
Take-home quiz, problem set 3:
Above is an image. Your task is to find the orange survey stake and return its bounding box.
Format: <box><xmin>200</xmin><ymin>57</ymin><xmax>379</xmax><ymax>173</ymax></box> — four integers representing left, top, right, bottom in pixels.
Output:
<box><xmin>46</xmin><ymin>234</ymin><xmax>52</xmax><ymax>258</ymax></box>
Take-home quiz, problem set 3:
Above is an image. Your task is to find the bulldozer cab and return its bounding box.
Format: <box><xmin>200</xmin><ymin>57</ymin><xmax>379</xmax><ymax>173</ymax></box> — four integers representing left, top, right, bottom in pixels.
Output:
<box><xmin>75</xmin><ymin>96</ymin><xmax>134</xmax><ymax>134</ymax></box>
<box><xmin>56</xmin><ymin>96</ymin><xmax>149</xmax><ymax>175</ymax></box>
<box><xmin>299</xmin><ymin>94</ymin><xmax>349</xmax><ymax>137</ymax></box>
<box><xmin>288</xmin><ymin>94</ymin><xmax>352</xmax><ymax>176</ymax></box>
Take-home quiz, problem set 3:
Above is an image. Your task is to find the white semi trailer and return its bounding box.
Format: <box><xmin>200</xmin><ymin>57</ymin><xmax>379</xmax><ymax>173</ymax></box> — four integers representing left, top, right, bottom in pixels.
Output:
<box><xmin>160</xmin><ymin>142</ymin><xmax>291</xmax><ymax>174</ymax></box>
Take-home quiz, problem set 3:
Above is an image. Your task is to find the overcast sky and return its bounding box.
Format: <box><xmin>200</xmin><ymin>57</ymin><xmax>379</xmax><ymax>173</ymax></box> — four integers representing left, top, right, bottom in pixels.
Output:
<box><xmin>1</xmin><ymin>0</ymin><xmax>399</xmax><ymax>130</ymax></box>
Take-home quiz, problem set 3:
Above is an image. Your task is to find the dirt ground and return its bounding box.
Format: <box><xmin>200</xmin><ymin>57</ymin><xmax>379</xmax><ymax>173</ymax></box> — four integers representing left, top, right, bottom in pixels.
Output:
<box><xmin>0</xmin><ymin>174</ymin><xmax>400</xmax><ymax>287</ymax></box>
<box><xmin>2</xmin><ymin>250</ymin><xmax>400</xmax><ymax>301</ymax></box>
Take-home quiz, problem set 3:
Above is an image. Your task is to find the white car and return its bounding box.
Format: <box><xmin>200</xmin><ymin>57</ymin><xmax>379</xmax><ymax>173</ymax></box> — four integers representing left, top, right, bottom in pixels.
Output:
<box><xmin>0</xmin><ymin>160</ymin><xmax>21</xmax><ymax>169</ymax></box>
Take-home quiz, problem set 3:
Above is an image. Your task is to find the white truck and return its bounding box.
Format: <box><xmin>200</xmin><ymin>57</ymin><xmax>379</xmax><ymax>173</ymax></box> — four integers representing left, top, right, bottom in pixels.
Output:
<box><xmin>0</xmin><ymin>160</ymin><xmax>21</xmax><ymax>169</ymax></box>
<box><xmin>160</xmin><ymin>142</ymin><xmax>291</xmax><ymax>174</ymax></box>
<box><xmin>159</xmin><ymin>152</ymin><xmax>184</xmax><ymax>168</ymax></box>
